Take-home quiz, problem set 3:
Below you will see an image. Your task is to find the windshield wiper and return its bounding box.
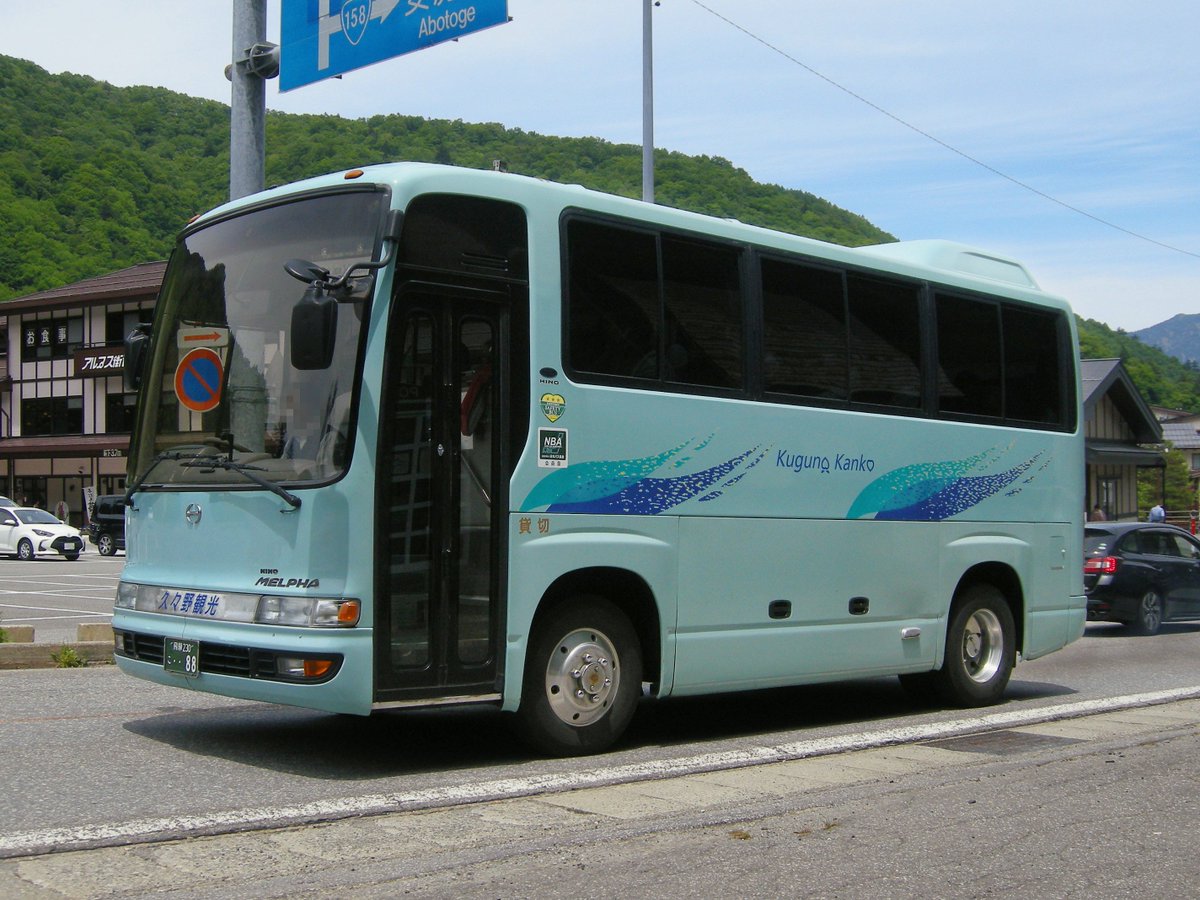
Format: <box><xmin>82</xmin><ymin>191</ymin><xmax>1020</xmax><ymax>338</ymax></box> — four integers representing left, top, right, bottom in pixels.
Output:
<box><xmin>181</xmin><ymin>457</ymin><xmax>302</xmax><ymax>509</ymax></box>
<box><xmin>124</xmin><ymin>450</ymin><xmax>194</xmax><ymax>510</ymax></box>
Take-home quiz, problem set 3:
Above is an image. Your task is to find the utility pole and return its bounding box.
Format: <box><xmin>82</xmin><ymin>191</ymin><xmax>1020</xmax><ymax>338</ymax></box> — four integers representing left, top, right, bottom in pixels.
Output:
<box><xmin>642</xmin><ymin>0</ymin><xmax>655</xmax><ymax>204</ymax></box>
<box><xmin>229</xmin><ymin>0</ymin><xmax>279</xmax><ymax>200</ymax></box>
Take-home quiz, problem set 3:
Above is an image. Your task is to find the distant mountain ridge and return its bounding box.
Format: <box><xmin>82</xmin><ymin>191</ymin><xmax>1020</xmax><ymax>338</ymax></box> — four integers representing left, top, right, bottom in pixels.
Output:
<box><xmin>1135</xmin><ymin>314</ymin><xmax>1200</xmax><ymax>366</ymax></box>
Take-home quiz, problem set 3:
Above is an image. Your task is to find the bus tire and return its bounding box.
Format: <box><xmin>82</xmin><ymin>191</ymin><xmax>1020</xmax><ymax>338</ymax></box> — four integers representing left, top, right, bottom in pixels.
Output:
<box><xmin>516</xmin><ymin>596</ymin><xmax>642</xmax><ymax>757</ymax></box>
<box><xmin>933</xmin><ymin>584</ymin><xmax>1015</xmax><ymax>707</ymax></box>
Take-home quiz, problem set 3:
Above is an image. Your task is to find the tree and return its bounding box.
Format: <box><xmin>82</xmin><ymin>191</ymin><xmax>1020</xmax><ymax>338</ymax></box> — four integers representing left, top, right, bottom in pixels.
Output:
<box><xmin>1138</xmin><ymin>446</ymin><xmax>1195</xmax><ymax>520</ymax></box>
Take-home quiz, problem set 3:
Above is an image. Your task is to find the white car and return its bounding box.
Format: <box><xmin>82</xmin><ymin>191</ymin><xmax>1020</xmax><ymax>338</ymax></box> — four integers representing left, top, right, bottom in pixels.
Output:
<box><xmin>0</xmin><ymin>507</ymin><xmax>85</xmax><ymax>560</ymax></box>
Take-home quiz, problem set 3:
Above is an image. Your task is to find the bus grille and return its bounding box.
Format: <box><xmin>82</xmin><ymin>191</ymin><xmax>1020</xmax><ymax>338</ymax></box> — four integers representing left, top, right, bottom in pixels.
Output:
<box><xmin>113</xmin><ymin>629</ymin><xmax>341</xmax><ymax>683</ymax></box>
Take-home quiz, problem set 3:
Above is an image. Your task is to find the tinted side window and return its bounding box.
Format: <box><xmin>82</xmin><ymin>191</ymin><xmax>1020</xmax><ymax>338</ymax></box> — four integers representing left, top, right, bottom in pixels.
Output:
<box><xmin>566</xmin><ymin>220</ymin><xmax>658</xmax><ymax>379</ymax></box>
<box><xmin>662</xmin><ymin>236</ymin><xmax>742</xmax><ymax>389</ymax></box>
<box><xmin>400</xmin><ymin>194</ymin><xmax>528</xmax><ymax>279</ymax></box>
<box><xmin>936</xmin><ymin>295</ymin><xmax>1001</xmax><ymax>417</ymax></box>
<box><xmin>1004</xmin><ymin>305</ymin><xmax>1065</xmax><ymax>426</ymax></box>
<box><xmin>566</xmin><ymin>219</ymin><xmax>743</xmax><ymax>389</ymax></box>
<box><xmin>761</xmin><ymin>258</ymin><xmax>847</xmax><ymax>400</ymax></box>
<box><xmin>847</xmin><ymin>274</ymin><xmax>922</xmax><ymax>408</ymax></box>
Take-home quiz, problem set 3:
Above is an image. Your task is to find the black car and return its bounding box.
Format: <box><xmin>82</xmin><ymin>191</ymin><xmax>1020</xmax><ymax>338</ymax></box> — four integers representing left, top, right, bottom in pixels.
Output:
<box><xmin>87</xmin><ymin>494</ymin><xmax>126</xmax><ymax>556</ymax></box>
<box><xmin>1084</xmin><ymin>522</ymin><xmax>1200</xmax><ymax>635</ymax></box>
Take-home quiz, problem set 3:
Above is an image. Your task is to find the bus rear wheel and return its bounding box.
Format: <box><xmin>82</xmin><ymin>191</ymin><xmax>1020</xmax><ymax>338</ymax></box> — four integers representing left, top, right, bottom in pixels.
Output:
<box><xmin>516</xmin><ymin>597</ymin><xmax>642</xmax><ymax>757</ymax></box>
<box><xmin>932</xmin><ymin>584</ymin><xmax>1015</xmax><ymax>707</ymax></box>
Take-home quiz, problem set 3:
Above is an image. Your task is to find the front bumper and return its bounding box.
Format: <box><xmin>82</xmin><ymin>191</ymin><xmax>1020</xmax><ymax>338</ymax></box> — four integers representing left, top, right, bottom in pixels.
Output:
<box><xmin>44</xmin><ymin>535</ymin><xmax>84</xmax><ymax>556</ymax></box>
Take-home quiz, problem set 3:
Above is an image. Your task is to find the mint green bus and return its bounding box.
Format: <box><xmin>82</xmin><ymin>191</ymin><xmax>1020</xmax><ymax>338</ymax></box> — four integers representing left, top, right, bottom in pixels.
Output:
<box><xmin>113</xmin><ymin>163</ymin><xmax>1084</xmax><ymax>755</ymax></box>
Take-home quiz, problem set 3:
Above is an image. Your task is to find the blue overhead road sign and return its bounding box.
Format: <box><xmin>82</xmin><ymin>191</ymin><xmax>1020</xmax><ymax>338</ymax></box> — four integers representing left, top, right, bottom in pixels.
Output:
<box><xmin>281</xmin><ymin>0</ymin><xmax>510</xmax><ymax>92</ymax></box>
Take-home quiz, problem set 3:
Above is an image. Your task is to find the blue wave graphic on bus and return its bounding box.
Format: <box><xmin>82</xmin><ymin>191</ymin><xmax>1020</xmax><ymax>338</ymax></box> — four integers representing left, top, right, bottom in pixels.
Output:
<box><xmin>520</xmin><ymin>439</ymin><xmax>762</xmax><ymax>515</ymax></box>
<box><xmin>847</xmin><ymin>448</ymin><xmax>1044</xmax><ymax>521</ymax></box>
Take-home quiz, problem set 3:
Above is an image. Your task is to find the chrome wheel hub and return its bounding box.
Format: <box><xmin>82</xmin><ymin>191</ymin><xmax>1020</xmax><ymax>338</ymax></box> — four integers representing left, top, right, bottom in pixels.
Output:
<box><xmin>962</xmin><ymin>608</ymin><xmax>1004</xmax><ymax>684</ymax></box>
<box><xmin>545</xmin><ymin>627</ymin><xmax>619</xmax><ymax>727</ymax></box>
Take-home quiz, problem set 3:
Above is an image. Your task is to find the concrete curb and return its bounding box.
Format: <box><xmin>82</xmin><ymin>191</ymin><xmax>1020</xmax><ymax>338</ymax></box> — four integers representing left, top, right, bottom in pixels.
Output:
<box><xmin>0</xmin><ymin>641</ymin><xmax>114</xmax><ymax>669</ymax></box>
<box><xmin>0</xmin><ymin>624</ymin><xmax>114</xmax><ymax>669</ymax></box>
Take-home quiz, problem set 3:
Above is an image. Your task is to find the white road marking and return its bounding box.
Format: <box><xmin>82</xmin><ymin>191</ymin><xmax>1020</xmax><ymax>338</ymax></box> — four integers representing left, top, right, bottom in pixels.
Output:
<box><xmin>2</xmin><ymin>685</ymin><xmax>1198</xmax><ymax>858</ymax></box>
<box><xmin>0</xmin><ymin>603</ymin><xmax>112</xmax><ymax>614</ymax></box>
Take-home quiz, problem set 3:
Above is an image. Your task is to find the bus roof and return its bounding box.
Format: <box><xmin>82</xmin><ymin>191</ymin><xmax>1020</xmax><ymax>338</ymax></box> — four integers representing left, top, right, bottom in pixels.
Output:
<box><xmin>198</xmin><ymin>161</ymin><xmax>1058</xmax><ymax>305</ymax></box>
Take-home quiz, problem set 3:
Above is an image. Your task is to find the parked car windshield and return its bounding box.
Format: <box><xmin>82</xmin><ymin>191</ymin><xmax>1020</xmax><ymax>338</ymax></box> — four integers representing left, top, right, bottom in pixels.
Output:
<box><xmin>16</xmin><ymin>509</ymin><xmax>64</xmax><ymax>526</ymax></box>
<box><xmin>127</xmin><ymin>190</ymin><xmax>386</xmax><ymax>491</ymax></box>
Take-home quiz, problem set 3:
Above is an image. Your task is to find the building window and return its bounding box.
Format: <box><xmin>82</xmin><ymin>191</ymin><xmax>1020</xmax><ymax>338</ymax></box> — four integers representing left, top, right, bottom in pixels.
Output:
<box><xmin>21</xmin><ymin>316</ymin><xmax>83</xmax><ymax>362</ymax></box>
<box><xmin>21</xmin><ymin>397</ymin><xmax>83</xmax><ymax>436</ymax></box>
<box><xmin>107</xmin><ymin>308</ymin><xmax>153</xmax><ymax>345</ymax></box>
<box><xmin>105</xmin><ymin>392</ymin><xmax>139</xmax><ymax>434</ymax></box>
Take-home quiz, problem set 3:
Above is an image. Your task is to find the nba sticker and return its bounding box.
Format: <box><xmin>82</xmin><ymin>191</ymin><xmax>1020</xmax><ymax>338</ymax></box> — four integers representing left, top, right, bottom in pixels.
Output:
<box><xmin>540</xmin><ymin>392</ymin><xmax>566</xmax><ymax>422</ymax></box>
<box><xmin>538</xmin><ymin>428</ymin><xmax>568</xmax><ymax>468</ymax></box>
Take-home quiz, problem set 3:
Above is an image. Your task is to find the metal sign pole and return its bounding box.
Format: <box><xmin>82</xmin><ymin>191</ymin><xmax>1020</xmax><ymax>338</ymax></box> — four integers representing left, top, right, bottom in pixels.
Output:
<box><xmin>230</xmin><ymin>0</ymin><xmax>278</xmax><ymax>200</ymax></box>
<box><xmin>642</xmin><ymin>0</ymin><xmax>655</xmax><ymax>204</ymax></box>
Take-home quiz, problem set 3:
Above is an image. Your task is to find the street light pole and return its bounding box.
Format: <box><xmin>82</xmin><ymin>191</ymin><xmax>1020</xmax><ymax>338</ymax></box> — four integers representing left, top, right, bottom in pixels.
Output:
<box><xmin>642</xmin><ymin>0</ymin><xmax>655</xmax><ymax>204</ymax></box>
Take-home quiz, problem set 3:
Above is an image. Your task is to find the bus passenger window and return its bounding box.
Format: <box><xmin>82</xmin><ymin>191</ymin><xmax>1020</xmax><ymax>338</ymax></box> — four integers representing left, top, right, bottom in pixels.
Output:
<box><xmin>1003</xmin><ymin>306</ymin><xmax>1065</xmax><ymax>426</ymax></box>
<box><xmin>847</xmin><ymin>274</ymin><xmax>922</xmax><ymax>408</ymax></box>
<box><xmin>662</xmin><ymin>237</ymin><xmax>743</xmax><ymax>389</ymax></box>
<box><xmin>761</xmin><ymin>258</ymin><xmax>847</xmax><ymax>401</ymax></box>
<box><xmin>936</xmin><ymin>294</ymin><xmax>1002</xmax><ymax>418</ymax></box>
<box><xmin>566</xmin><ymin>220</ymin><xmax>658</xmax><ymax>379</ymax></box>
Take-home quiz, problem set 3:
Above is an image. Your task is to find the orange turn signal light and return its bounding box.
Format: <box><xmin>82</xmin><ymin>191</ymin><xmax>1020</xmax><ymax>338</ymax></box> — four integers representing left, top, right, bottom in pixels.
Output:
<box><xmin>303</xmin><ymin>659</ymin><xmax>334</xmax><ymax>678</ymax></box>
<box><xmin>338</xmin><ymin>600</ymin><xmax>361</xmax><ymax>625</ymax></box>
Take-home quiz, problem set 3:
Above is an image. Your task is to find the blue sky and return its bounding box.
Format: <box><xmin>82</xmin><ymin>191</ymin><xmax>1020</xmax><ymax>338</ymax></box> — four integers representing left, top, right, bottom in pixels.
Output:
<box><xmin>2</xmin><ymin>1</ymin><xmax>1197</xmax><ymax>332</ymax></box>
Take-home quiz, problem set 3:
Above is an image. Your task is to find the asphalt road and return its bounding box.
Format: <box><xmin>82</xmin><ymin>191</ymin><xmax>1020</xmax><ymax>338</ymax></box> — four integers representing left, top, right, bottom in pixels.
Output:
<box><xmin>0</xmin><ymin>551</ymin><xmax>123</xmax><ymax>644</ymax></box>
<box><xmin>2</xmin><ymin>620</ymin><xmax>1199</xmax><ymax>832</ymax></box>
<box><xmin>2</xmin><ymin>664</ymin><xmax>1199</xmax><ymax>897</ymax></box>
<box><xmin>2</xmin><ymin>576</ymin><xmax>1199</xmax><ymax>896</ymax></box>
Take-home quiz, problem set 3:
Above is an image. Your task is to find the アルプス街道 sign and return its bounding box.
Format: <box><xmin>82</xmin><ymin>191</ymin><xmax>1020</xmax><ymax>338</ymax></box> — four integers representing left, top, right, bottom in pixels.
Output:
<box><xmin>280</xmin><ymin>0</ymin><xmax>509</xmax><ymax>92</ymax></box>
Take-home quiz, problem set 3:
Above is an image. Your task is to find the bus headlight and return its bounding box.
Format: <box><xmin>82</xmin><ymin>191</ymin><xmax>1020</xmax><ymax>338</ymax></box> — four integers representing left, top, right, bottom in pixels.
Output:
<box><xmin>255</xmin><ymin>596</ymin><xmax>360</xmax><ymax>627</ymax></box>
<box><xmin>116</xmin><ymin>581</ymin><xmax>139</xmax><ymax>609</ymax></box>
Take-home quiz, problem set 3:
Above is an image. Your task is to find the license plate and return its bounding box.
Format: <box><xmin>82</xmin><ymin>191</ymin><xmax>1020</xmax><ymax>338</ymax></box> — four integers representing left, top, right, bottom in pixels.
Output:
<box><xmin>164</xmin><ymin>638</ymin><xmax>200</xmax><ymax>677</ymax></box>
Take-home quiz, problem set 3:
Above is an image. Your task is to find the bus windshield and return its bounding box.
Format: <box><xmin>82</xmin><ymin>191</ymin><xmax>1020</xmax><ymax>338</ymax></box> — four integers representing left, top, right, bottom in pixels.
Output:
<box><xmin>128</xmin><ymin>190</ymin><xmax>386</xmax><ymax>491</ymax></box>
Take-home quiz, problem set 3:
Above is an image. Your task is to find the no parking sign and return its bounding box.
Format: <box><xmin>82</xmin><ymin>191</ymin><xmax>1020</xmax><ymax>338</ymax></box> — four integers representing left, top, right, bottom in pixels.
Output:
<box><xmin>174</xmin><ymin>348</ymin><xmax>224</xmax><ymax>413</ymax></box>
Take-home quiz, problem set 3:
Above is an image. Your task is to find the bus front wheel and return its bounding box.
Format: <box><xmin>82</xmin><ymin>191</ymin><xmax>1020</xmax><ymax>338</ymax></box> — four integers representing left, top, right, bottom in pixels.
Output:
<box><xmin>516</xmin><ymin>597</ymin><xmax>642</xmax><ymax>757</ymax></box>
<box><xmin>932</xmin><ymin>584</ymin><xmax>1015</xmax><ymax>707</ymax></box>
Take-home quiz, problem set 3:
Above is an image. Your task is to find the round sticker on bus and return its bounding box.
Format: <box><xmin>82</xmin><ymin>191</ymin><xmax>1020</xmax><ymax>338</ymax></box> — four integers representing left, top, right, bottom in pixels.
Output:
<box><xmin>174</xmin><ymin>347</ymin><xmax>224</xmax><ymax>413</ymax></box>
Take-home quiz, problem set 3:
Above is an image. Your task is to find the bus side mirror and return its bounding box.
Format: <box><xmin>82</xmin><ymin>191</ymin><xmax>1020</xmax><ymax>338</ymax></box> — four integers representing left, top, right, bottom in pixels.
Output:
<box><xmin>291</xmin><ymin>285</ymin><xmax>338</xmax><ymax>370</ymax></box>
<box><xmin>123</xmin><ymin>324</ymin><xmax>152</xmax><ymax>391</ymax></box>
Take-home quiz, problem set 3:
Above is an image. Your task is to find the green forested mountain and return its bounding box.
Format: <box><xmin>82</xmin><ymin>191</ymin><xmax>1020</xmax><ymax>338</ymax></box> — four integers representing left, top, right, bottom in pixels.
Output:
<box><xmin>0</xmin><ymin>54</ymin><xmax>890</xmax><ymax>302</ymax></box>
<box><xmin>1078</xmin><ymin>317</ymin><xmax>1200</xmax><ymax>412</ymax></box>
<box><xmin>3</xmin><ymin>55</ymin><xmax>1197</xmax><ymax>412</ymax></box>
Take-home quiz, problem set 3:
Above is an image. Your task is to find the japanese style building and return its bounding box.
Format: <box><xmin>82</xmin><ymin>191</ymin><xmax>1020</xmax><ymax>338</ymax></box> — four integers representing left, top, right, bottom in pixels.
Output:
<box><xmin>0</xmin><ymin>262</ymin><xmax>163</xmax><ymax>526</ymax></box>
